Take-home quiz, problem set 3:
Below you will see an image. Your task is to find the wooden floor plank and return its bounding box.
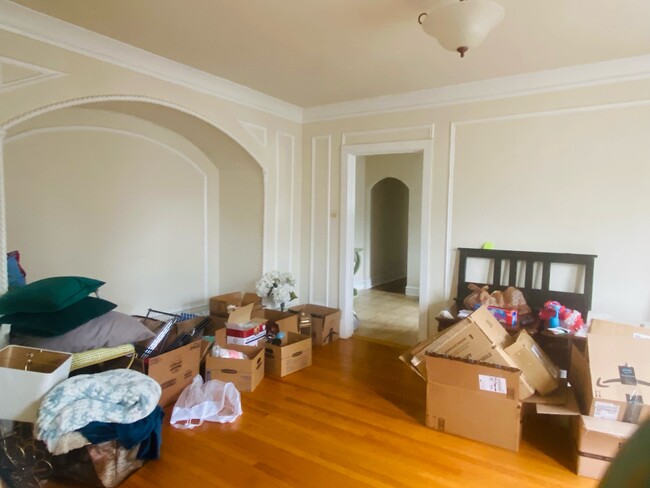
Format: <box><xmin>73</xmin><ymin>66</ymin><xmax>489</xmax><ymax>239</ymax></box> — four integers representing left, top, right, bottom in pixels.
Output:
<box><xmin>45</xmin><ymin>338</ymin><xmax>597</xmax><ymax>488</ymax></box>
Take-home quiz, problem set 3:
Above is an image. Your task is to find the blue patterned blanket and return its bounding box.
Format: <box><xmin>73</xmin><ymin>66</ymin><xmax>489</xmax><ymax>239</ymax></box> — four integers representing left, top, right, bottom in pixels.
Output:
<box><xmin>35</xmin><ymin>369</ymin><xmax>161</xmax><ymax>452</ymax></box>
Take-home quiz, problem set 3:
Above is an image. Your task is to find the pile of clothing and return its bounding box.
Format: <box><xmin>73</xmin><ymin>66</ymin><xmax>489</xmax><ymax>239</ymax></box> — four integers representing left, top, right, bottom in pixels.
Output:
<box><xmin>36</xmin><ymin>368</ymin><xmax>164</xmax><ymax>487</ymax></box>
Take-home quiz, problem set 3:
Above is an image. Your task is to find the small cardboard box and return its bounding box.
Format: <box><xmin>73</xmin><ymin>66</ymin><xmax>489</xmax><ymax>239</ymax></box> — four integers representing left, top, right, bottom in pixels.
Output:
<box><xmin>0</xmin><ymin>345</ymin><xmax>72</xmax><ymax>422</ymax></box>
<box><xmin>570</xmin><ymin>335</ymin><xmax>650</xmax><ymax>424</ymax></box>
<box><xmin>222</xmin><ymin>303</ymin><xmax>267</xmax><ymax>346</ymax></box>
<box><xmin>425</xmin><ymin>353</ymin><xmax>523</xmax><ymax>452</ymax></box>
<box><xmin>227</xmin><ymin>329</ymin><xmax>267</xmax><ymax>346</ymax></box>
<box><xmin>572</xmin><ymin>415</ymin><xmax>637</xmax><ymax>480</ymax></box>
<box><xmin>589</xmin><ymin>319</ymin><xmax>650</xmax><ymax>339</ymax></box>
<box><xmin>138</xmin><ymin>339</ymin><xmax>201</xmax><ymax>407</ymax></box>
<box><xmin>209</xmin><ymin>291</ymin><xmax>260</xmax><ymax>316</ymax></box>
<box><xmin>265</xmin><ymin>332</ymin><xmax>312</xmax><ymax>377</ymax></box>
<box><xmin>289</xmin><ymin>304</ymin><xmax>341</xmax><ymax>347</ymax></box>
<box><xmin>205</xmin><ymin>344</ymin><xmax>265</xmax><ymax>392</ymax></box>
<box><xmin>505</xmin><ymin>329</ymin><xmax>560</xmax><ymax>395</ymax></box>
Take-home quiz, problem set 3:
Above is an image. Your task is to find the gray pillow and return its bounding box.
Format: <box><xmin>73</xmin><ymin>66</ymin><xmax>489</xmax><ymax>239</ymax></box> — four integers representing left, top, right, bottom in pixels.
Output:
<box><xmin>10</xmin><ymin>311</ymin><xmax>155</xmax><ymax>353</ymax></box>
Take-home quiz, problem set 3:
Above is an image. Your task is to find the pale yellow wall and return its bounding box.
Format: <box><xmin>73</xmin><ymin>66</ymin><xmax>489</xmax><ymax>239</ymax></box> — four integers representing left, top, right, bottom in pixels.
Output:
<box><xmin>5</xmin><ymin>107</ymin><xmax>219</xmax><ymax>313</ymax></box>
<box><xmin>304</xmin><ymin>79</ymin><xmax>650</xmax><ymax>328</ymax></box>
<box><xmin>0</xmin><ymin>29</ymin><xmax>302</xmax><ymax>308</ymax></box>
<box><xmin>360</xmin><ymin>153</ymin><xmax>422</xmax><ymax>295</ymax></box>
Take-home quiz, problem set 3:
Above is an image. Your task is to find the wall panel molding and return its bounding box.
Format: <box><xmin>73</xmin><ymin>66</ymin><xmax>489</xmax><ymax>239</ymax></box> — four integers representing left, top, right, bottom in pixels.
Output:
<box><xmin>310</xmin><ymin>135</ymin><xmax>332</xmax><ymax>304</ymax></box>
<box><xmin>0</xmin><ymin>55</ymin><xmax>64</xmax><ymax>93</ymax></box>
<box><xmin>342</xmin><ymin>125</ymin><xmax>434</xmax><ymax>145</ymax></box>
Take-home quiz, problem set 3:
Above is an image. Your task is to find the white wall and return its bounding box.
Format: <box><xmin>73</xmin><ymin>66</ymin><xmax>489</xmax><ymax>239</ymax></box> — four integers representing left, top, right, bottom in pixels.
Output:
<box><xmin>305</xmin><ymin>80</ymin><xmax>650</xmax><ymax>332</ymax></box>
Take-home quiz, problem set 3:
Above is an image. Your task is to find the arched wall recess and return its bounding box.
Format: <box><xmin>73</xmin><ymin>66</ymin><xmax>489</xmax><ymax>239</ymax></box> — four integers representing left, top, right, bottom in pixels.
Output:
<box><xmin>0</xmin><ymin>95</ymin><xmax>271</xmax><ymax>298</ymax></box>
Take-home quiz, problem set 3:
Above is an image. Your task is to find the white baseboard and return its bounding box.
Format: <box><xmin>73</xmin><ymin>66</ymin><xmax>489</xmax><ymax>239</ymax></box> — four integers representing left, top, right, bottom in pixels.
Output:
<box><xmin>405</xmin><ymin>285</ymin><xmax>419</xmax><ymax>297</ymax></box>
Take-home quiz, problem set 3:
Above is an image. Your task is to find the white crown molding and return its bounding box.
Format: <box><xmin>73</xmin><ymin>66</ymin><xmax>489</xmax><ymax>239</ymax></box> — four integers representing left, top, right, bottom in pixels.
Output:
<box><xmin>304</xmin><ymin>55</ymin><xmax>650</xmax><ymax>122</ymax></box>
<box><xmin>0</xmin><ymin>0</ymin><xmax>303</xmax><ymax>122</ymax></box>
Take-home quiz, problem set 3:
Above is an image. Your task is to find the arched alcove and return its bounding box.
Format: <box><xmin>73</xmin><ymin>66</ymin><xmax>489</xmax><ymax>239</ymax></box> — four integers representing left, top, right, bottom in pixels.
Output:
<box><xmin>2</xmin><ymin>98</ymin><xmax>264</xmax><ymax>314</ymax></box>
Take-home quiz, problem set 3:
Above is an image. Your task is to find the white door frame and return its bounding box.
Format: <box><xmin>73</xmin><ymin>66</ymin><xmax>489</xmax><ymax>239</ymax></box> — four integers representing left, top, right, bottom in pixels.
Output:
<box><xmin>339</xmin><ymin>140</ymin><xmax>434</xmax><ymax>341</ymax></box>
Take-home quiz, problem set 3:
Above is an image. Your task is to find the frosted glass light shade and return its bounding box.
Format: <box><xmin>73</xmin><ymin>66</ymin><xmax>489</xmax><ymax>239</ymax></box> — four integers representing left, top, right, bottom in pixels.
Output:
<box><xmin>420</xmin><ymin>0</ymin><xmax>505</xmax><ymax>57</ymax></box>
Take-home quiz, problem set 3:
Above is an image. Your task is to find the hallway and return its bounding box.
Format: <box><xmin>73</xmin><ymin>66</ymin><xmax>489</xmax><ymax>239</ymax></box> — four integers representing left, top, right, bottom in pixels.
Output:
<box><xmin>353</xmin><ymin>285</ymin><xmax>419</xmax><ymax>346</ymax></box>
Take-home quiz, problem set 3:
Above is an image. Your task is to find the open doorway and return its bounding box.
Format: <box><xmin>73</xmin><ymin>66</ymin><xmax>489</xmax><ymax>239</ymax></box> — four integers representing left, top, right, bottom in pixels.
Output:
<box><xmin>339</xmin><ymin>140</ymin><xmax>433</xmax><ymax>344</ymax></box>
<box><xmin>353</xmin><ymin>155</ymin><xmax>421</xmax><ymax>345</ymax></box>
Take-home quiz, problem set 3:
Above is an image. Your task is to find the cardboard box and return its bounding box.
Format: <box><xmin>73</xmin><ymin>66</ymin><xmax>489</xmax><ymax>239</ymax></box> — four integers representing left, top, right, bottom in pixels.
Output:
<box><xmin>209</xmin><ymin>291</ymin><xmax>260</xmax><ymax>316</ymax></box>
<box><xmin>205</xmin><ymin>344</ymin><xmax>265</xmax><ymax>392</ymax></box>
<box><xmin>252</xmin><ymin>308</ymin><xmax>299</xmax><ymax>335</ymax></box>
<box><xmin>400</xmin><ymin>306</ymin><xmax>540</xmax><ymax>400</ymax></box>
<box><xmin>265</xmin><ymin>332</ymin><xmax>312</xmax><ymax>377</ymax></box>
<box><xmin>425</xmin><ymin>353</ymin><xmax>523</xmax><ymax>452</ymax></box>
<box><xmin>0</xmin><ymin>345</ymin><xmax>72</xmax><ymax>422</ymax></box>
<box><xmin>505</xmin><ymin>329</ymin><xmax>560</xmax><ymax>395</ymax></box>
<box><xmin>570</xmin><ymin>335</ymin><xmax>650</xmax><ymax>424</ymax></box>
<box><xmin>589</xmin><ymin>319</ymin><xmax>650</xmax><ymax>339</ymax></box>
<box><xmin>573</xmin><ymin>415</ymin><xmax>637</xmax><ymax>480</ymax></box>
<box><xmin>289</xmin><ymin>304</ymin><xmax>341</xmax><ymax>347</ymax></box>
<box><xmin>227</xmin><ymin>329</ymin><xmax>267</xmax><ymax>346</ymax></box>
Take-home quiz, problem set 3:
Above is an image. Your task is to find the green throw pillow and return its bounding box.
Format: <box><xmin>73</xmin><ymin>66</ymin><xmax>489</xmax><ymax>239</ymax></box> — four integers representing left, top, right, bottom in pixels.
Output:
<box><xmin>2</xmin><ymin>297</ymin><xmax>117</xmax><ymax>337</ymax></box>
<box><xmin>0</xmin><ymin>276</ymin><xmax>105</xmax><ymax>315</ymax></box>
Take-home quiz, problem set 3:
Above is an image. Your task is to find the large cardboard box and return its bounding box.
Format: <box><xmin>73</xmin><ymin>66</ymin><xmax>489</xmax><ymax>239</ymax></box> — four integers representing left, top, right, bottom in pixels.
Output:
<box><xmin>289</xmin><ymin>304</ymin><xmax>341</xmax><ymax>347</ymax></box>
<box><xmin>573</xmin><ymin>415</ymin><xmax>637</xmax><ymax>480</ymax></box>
<box><xmin>505</xmin><ymin>329</ymin><xmax>560</xmax><ymax>395</ymax></box>
<box><xmin>400</xmin><ymin>306</ymin><xmax>549</xmax><ymax>400</ymax></box>
<box><xmin>0</xmin><ymin>345</ymin><xmax>72</xmax><ymax>422</ymax></box>
<box><xmin>589</xmin><ymin>319</ymin><xmax>650</xmax><ymax>339</ymax></box>
<box><xmin>425</xmin><ymin>353</ymin><xmax>523</xmax><ymax>451</ymax></box>
<box><xmin>265</xmin><ymin>332</ymin><xmax>312</xmax><ymax>377</ymax></box>
<box><xmin>205</xmin><ymin>344</ymin><xmax>265</xmax><ymax>392</ymax></box>
<box><xmin>570</xmin><ymin>335</ymin><xmax>650</xmax><ymax>424</ymax></box>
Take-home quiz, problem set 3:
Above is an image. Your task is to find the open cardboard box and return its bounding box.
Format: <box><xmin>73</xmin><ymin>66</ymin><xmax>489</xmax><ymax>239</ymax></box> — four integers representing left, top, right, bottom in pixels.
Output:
<box><xmin>209</xmin><ymin>291</ymin><xmax>261</xmax><ymax>316</ymax></box>
<box><xmin>264</xmin><ymin>332</ymin><xmax>312</xmax><ymax>377</ymax></box>
<box><xmin>205</xmin><ymin>343</ymin><xmax>265</xmax><ymax>392</ymax></box>
<box><xmin>222</xmin><ymin>303</ymin><xmax>267</xmax><ymax>346</ymax></box>
<box><xmin>289</xmin><ymin>304</ymin><xmax>341</xmax><ymax>347</ymax></box>
<box><xmin>400</xmin><ymin>306</ymin><xmax>560</xmax><ymax>400</ymax></box>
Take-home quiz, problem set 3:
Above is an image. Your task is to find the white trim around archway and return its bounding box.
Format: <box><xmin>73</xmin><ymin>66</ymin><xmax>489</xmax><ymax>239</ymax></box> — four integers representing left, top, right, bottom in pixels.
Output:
<box><xmin>339</xmin><ymin>139</ymin><xmax>434</xmax><ymax>341</ymax></box>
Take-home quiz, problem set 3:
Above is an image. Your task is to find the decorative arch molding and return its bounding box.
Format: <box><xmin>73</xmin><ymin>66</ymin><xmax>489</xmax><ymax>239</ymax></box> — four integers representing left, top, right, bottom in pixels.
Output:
<box><xmin>0</xmin><ymin>94</ymin><xmax>273</xmax><ymax>294</ymax></box>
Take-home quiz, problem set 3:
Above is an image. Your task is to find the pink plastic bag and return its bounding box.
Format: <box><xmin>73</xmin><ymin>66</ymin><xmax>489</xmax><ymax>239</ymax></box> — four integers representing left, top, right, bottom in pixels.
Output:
<box><xmin>169</xmin><ymin>375</ymin><xmax>242</xmax><ymax>429</ymax></box>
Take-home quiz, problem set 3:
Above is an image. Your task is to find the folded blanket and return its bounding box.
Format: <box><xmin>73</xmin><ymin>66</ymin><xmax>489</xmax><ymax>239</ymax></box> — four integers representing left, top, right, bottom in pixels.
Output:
<box><xmin>35</xmin><ymin>369</ymin><xmax>161</xmax><ymax>452</ymax></box>
<box><xmin>79</xmin><ymin>406</ymin><xmax>165</xmax><ymax>460</ymax></box>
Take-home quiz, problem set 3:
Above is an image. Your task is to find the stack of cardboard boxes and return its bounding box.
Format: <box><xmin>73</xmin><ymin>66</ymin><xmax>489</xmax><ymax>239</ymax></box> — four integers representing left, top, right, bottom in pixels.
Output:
<box><xmin>569</xmin><ymin>319</ymin><xmax>650</xmax><ymax>479</ymax></box>
<box><xmin>401</xmin><ymin>305</ymin><xmax>561</xmax><ymax>451</ymax></box>
<box><xmin>402</xmin><ymin>307</ymin><xmax>650</xmax><ymax>479</ymax></box>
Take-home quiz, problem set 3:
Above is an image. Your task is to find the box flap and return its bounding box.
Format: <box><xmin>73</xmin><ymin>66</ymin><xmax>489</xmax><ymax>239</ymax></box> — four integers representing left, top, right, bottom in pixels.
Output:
<box><xmin>580</xmin><ymin>415</ymin><xmax>638</xmax><ymax>440</ymax></box>
<box><xmin>289</xmin><ymin>304</ymin><xmax>340</xmax><ymax>318</ymax></box>
<box><xmin>226</xmin><ymin>303</ymin><xmax>254</xmax><ymax>325</ymax></box>
<box><xmin>535</xmin><ymin>387</ymin><xmax>581</xmax><ymax>415</ymax></box>
<box><xmin>468</xmin><ymin>305</ymin><xmax>510</xmax><ymax>347</ymax></box>
<box><xmin>505</xmin><ymin>329</ymin><xmax>560</xmax><ymax>395</ymax></box>
<box><xmin>589</xmin><ymin>319</ymin><xmax>650</xmax><ymax>340</ymax></box>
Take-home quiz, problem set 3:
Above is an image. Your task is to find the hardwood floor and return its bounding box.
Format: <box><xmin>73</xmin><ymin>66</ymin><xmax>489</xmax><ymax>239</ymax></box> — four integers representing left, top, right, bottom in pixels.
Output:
<box><xmin>47</xmin><ymin>338</ymin><xmax>597</xmax><ymax>488</ymax></box>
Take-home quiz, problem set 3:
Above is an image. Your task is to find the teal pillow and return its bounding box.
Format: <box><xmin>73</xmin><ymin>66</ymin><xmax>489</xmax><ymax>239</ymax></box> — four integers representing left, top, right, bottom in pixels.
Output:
<box><xmin>2</xmin><ymin>297</ymin><xmax>117</xmax><ymax>337</ymax></box>
<box><xmin>0</xmin><ymin>276</ymin><xmax>104</xmax><ymax>315</ymax></box>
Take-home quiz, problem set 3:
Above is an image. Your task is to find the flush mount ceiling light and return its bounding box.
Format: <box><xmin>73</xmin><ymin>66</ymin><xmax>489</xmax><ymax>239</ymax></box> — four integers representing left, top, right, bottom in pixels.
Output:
<box><xmin>418</xmin><ymin>0</ymin><xmax>505</xmax><ymax>58</ymax></box>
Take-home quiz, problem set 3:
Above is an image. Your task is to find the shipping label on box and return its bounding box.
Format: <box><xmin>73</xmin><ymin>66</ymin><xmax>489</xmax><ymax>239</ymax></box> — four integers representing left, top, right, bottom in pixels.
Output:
<box><xmin>425</xmin><ymin>353</ymin><xmax>523</xmax><ymax>452</ymax></box>
<box><xmin>141</xmin><ymin>339</ymin><xmax>201</xmax><ymax>407</ymax></box>
<box><xmin>265</xmin><ymin>332</ymin><xmax>312</xmax><ymax>377</ymax></box>
<box><xmin>205</xmin><ymin>345</ymin><xmax>265</xmax><ymax>392</ymax></box>
<box><xmin>571</xmin><ymin>335</ymin><xmax>650</xmax><ymax>424</ymax></box>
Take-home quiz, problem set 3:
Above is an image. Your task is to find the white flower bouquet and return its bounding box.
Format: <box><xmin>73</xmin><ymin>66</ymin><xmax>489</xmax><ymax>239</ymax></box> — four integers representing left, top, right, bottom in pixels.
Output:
<box><xmin>255</xmin><ymin>271</ymin><xmax>298</xmax><ymax>310</ymax></box>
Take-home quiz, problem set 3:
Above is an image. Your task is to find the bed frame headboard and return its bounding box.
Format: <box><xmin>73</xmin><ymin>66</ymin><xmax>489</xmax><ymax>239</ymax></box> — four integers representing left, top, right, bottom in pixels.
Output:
<box><xmin>455</xmin><ymin>248</ymin><xmax>597</xmax><ymax>317</ymax></box>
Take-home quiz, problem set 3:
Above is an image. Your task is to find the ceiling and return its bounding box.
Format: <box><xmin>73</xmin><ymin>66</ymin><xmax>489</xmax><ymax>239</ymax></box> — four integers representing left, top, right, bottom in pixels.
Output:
<box><xmin>10</xmin><ymin>0</ymin><xmax>650</xmax><ymax>108</ymax></box>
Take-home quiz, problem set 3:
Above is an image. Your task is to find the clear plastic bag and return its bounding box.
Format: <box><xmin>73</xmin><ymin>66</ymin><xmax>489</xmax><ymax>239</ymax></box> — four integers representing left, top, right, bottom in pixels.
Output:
<box><xmin>169</xmin><ymin>375</ymin><xmax>242</xmax><ymax>429</ymax></box>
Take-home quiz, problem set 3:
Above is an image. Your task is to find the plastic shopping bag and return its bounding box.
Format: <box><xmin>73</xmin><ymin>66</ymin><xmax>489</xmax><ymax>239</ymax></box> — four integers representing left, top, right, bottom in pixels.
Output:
<box><xmin>169</xmin><ymin>375</ymin><xmax>242</xmax><ymax>429</ymax></box>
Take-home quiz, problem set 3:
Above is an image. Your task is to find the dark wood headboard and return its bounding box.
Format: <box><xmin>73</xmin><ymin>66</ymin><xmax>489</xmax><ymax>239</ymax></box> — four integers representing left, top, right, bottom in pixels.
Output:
<box><xmin>455</xmin><ymin>248</ymin><xmax>597</xmax><ymax>317</ymax></box>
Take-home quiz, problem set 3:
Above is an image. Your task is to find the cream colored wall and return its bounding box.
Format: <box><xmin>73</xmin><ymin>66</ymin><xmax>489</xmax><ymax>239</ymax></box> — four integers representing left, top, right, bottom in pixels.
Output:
<box><xmin>0</xmin><ymin>29</ymin><xmax>303</xmax><ymax>306</ymax></box>
<box><xmin>304</xmin><ymin>79</ymin><xmax>650</xmax><ymax>330</ymax></box>
<box><xmin>5</xmin><ymin>108</ymin><xmax>219</xmax><ymax>313</ymax></box>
